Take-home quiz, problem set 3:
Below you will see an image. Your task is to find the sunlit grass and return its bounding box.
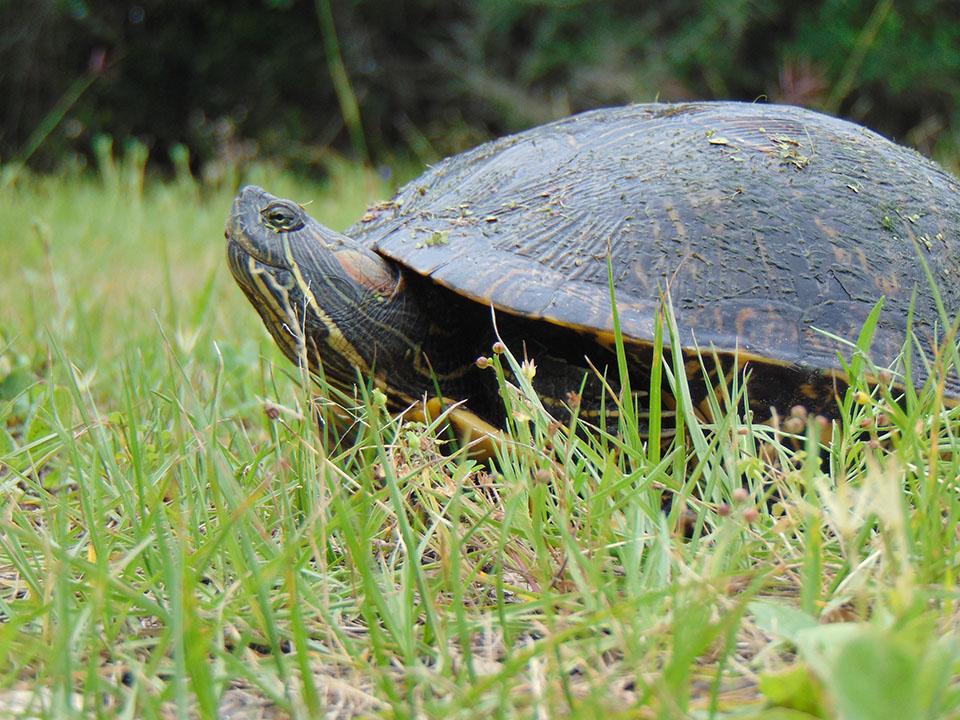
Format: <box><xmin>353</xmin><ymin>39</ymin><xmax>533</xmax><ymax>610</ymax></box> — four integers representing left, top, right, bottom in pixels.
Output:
<box><xmin>1</xmin><ymin>148</ymin><xmax>959</xmax><ymax>719</ymax></box>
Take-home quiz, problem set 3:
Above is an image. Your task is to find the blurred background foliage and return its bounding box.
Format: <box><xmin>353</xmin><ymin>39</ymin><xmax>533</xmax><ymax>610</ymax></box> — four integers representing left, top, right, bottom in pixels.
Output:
<box><xmin>3</xmin><ymin>0</ymin><xmax>960</xmax><ymax>178</ymax></box>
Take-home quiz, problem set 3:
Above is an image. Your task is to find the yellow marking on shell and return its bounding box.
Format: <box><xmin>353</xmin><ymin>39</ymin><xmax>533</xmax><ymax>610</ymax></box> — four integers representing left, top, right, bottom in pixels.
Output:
<box><xmin>372</xmin><ymin>371</ymin><xmax>395</xmax><ymax>396</ymax></box>
<box><xmin>685</xmin><ymin>358</ymin><xmax>704</xmax><ymax>377</ymax></box>
<box><xmin>734</xmin><ymin>308</ymin><xmax>759</xmax><ymax>346</ymax></box>
<box><xmin>667</xmin><ymin>207</ymin><xmax>686</xmax><ymax>240</ymax></box>
<box><xmin>813</xmin><ymin>216</ymin><xmax>839</xmax><ymax>239</ymax></box>
<box><xmin>874</xmin><ymin>260</ymin><xmax>899</xmax><ymax>295</ymax></box>
<box><xmin>800</xmin><ymin>383</ymin><xmax>824</xmax><ymax>400</ymax></box>
<box><xmin>575</xmin><ymin>408</ymin><xmax>620</xmax><ymax>419</ymax></box>
<box><xmin>412</xmin><ymin>341</ymin><xmax>477</xmax><ymax>382</ymax></box>
<box><xmin>483</xmin><ymin>267</ymin><xmax>522</xmax><ymax>307</ymax></box>
<box><xmin>588</xmin><ymin>326</ymin><xmax>793</xmax><ymax>368</ymax></box>
<box><xmin>832</xmin><ymin>245</ymin><xmax>852</xmax><ymax>265</ymax></box>
<box><xmin>697</xmin><ymin>395</ymin><xmax>714</xmax><ymax>420</ymax></box>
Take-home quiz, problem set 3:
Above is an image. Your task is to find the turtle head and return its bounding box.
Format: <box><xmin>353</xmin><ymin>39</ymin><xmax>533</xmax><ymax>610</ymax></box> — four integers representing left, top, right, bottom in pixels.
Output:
<box><xmin>225</xmin><ymin>185</ymin><xmax>404</xmax><ymax>393</ymax></box>
<box><xmin>226</xmin><ymin>184</ymin><xmax>353</xmax><ymax>271</ymax></box>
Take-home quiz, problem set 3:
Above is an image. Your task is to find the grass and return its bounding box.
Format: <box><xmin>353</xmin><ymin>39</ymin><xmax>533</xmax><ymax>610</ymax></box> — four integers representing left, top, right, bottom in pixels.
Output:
<box><xmin>1</xmin><ymin>144</ymin><xmax>960</xmax><ymax>719</ymax></box>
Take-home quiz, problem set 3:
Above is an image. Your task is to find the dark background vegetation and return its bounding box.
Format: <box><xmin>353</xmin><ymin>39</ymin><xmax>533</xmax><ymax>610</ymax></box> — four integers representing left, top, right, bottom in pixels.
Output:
<box><xmin>3</xmin><ymin>0</ymin><xmax>960</xmax><ymax>177</ymax></box>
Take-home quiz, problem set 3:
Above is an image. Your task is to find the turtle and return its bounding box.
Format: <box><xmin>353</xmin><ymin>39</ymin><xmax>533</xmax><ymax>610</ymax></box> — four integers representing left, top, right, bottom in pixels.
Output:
<box><xmin>225</xmin><ymin>101</ymin><xmax>960</xmax><ymax>439</ymax></box>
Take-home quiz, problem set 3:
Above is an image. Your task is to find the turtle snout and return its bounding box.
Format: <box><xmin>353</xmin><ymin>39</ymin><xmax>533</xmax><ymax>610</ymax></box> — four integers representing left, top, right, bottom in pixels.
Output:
<box><xmin>224</xmin><ymin>207</ymin><xmax>243</xmax><ymax>242</ymax></box>
<box><xmin>236</xmin><ymin>185</ymin><xmax>274</xmax><ymax>209</ymax></box>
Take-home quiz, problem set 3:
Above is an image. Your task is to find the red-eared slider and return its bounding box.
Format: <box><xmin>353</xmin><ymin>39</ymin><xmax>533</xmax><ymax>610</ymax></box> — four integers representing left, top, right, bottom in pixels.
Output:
<box><xmin>225</xmin><ymin>102</ymin><xmax>960</xmax><ymax>435</ymax></box>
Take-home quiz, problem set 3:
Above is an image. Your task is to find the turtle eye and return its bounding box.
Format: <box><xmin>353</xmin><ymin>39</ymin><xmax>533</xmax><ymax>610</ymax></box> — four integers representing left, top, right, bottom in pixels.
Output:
<box><xmin>261</xmin><ymin>202</ymin><xmax>304</xmax><ymax>232</ymax></box>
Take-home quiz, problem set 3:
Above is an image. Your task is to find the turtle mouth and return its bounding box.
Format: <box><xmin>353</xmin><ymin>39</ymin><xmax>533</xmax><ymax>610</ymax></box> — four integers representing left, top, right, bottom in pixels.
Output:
<box><xmin>224</xmin><ymin>222</ymin><xmax>292</xmax><ymax>273</ymax></box>
<box><xmin>226</xmin><ymin>237</ymin><xmax>291</xmax><ymax>283</ymax></box>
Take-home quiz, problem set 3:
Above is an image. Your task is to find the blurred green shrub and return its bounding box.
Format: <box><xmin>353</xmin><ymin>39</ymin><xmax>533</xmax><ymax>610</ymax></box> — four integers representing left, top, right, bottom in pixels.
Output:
<box><xmin>2</xmin><ymin>0</ymin><xmax>958</xmax><ymax>174</ymax></box>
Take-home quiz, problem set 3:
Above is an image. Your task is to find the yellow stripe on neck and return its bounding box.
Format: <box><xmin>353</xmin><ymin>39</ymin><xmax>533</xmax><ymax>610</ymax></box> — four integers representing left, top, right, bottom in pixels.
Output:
<box><xmin>278</xmin><ymin>240</ymin><xmax>369</xmax><ymax>376</ymax></box>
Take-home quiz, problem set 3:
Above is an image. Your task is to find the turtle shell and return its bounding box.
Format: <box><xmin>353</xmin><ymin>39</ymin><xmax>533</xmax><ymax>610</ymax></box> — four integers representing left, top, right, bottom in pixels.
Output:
<box><xmin>350</xmin><ymin>102</ymin><xmax>960</xmax><ymax>396</ymax></box>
